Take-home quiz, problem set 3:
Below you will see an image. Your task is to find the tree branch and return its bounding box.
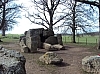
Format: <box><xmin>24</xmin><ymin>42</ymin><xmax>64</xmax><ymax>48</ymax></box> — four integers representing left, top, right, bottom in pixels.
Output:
<box><xmin>75</xmin><ymin>0</ymin><xmax>100</xmax><ymax>8</ymax></box>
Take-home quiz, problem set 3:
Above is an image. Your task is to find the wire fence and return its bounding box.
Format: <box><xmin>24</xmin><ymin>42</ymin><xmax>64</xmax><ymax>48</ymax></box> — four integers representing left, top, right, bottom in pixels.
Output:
<box><xmin>62</xmin><ymin>35</ymin><xmax>99</xmax><ymax>45</ymax></box>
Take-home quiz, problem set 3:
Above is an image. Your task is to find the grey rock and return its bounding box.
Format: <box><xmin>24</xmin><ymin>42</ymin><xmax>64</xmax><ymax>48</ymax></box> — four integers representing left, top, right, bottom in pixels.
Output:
<box><xmin>43</xmin><ymin>43</ymin><xmax>51</xmax><ymax>50</ymax></box>
<box><xmin>19</xmin><ymin>28</ymin><xmax>64</xmax><ymax>53</ymax></box>
<box><xmin>51</xmin><ymin>44</ymin><xmax>65</xmax><ymax>50</ymax></box>
<box><xmin>43</xmin><ymin>43</ymin><xmax>65</xmax><ymax>51</ymax></box>
<box><xmin>39</xmin><ymin>52</ymin><xmax>63</xmax><ymax>64</ymax></box>
<box><xmin>19</xmin><ymin>36</ymin><xmax>25</xmax><ymax>42</ymax></box>
<box><xmin>21</xmin><ymin>45</ymin><xmax>29</xmax><ymax>53</ymax></box>
<box><xmin>45</xmin><ymin>36</ymin><xmax>58</xmax><ymax>45</ymax></box>
<box><xmin>43</xmin><ymin>29</ymin><xmax>54</xmax><ymax>37</ymax></box>
<box><xmin>0</xmin><ymin>47</ymin><xmax>26</xmax><ymax>74</ymax></box>
<box><xmin>57</xmin><ymin>34</ymin><xmax>63</xmax><ymax>45</ymax></box>
<box><xmin>0</xmin><ymin>45</ymin><xmax>3</xmax><ymax>50</ymax></box>
<box><xmin>0</xmin><ymin>48</ymin><xmax>7</xmax><ymax>53</ymax></box>
<box><xmin>82</xmin><ymin>55</ymin><xmax>100</xmax><ymax>74</ymax></box>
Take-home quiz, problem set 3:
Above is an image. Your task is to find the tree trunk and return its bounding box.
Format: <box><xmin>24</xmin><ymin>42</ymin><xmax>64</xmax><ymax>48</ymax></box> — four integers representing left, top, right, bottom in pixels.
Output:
<box><xmin>72</xmin><ymin>28</ymin><xmax>76</xmax><ymax>43</ymax></box>
<box><xmin>2</xmin><ymin>27</ymin><xmax>5</xmax><ymax>36</ymax></box>
<box><xmin>98</xmin><ymin>7</ymin><xmax>100</xmax><ymax>49</ymax></box>
<box><xmin>0</xmin><ymin>3</ymin><xmax>6</xmax><ymax>30</ymax></box>
<box><xmin>49</xmin><ymin>10</ymin><xmax>53</xmax><ymax>31</ymax></box>
<box><xmin>72</xmin><ymin>1</ymin><xmax>76</xmax><ymax>43</ymax></box>
<box><xmin>0</xmin><ymin>4</ymin><xmax>6</xmax><ymax>42</ymax></box>
<box><xmin>49</xmin><ymin>24</ymin><xmax>53</xmax><ymax>31</ymax></box>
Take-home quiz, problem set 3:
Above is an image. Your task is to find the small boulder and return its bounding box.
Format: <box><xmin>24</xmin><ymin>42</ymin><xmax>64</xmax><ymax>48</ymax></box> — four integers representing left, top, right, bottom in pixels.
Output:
<box><xmin>39</xmin><ymin>52</ymin><xmax>63</xmax><ymax>64</ymax></box>
<box><xmin>43</xmin><ymin>43</ymin><xmax>51</xmax><ymax>50</ymax></box>
<box><xmin>43</xmin><ymin>43</ymin><xmax>58</xmax><ymax>51</ymax></box>
<box><xmin>51</xmin><ymin>44</ymin><xmax>65</xmax><ymax>50</ymax></box>
<box><xmin>82</xmin><ymin>55</ymin><xmax>100</xmax><ymax>74</ymax></box>
<box><xmin>43</xmin><ymin>43</ymin><xmax>65</xmax><ymax>51</ymax></box>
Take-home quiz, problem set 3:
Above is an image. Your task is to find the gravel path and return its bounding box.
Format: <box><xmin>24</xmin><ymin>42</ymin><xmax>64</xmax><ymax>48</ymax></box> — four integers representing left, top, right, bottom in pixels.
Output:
<box><xmin>1</xmin><ymin>42</ymin><xmax>94</xmax><ymax>74</ymax></box>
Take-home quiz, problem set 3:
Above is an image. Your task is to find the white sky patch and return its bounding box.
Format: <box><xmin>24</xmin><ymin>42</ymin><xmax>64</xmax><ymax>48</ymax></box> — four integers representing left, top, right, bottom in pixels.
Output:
<box><xmin>6</xmin><ymin>0</ymin><xmax>45</xmax><ymax>34</ymax></box>
<box><xmin>6</xmin><ymin>17</ymin><xmax>45</xmax><ymax>34</ymax></box>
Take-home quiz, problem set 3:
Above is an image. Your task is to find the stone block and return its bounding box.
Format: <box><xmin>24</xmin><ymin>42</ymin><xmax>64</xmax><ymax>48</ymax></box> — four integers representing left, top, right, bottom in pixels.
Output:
<box><xmin>27</xmin><ymin>41</ymin><xmax>38</xmax><ymax>53</ymax></box>
<box><xmin>43</xmin><ymin>43</ymin><xmax>51</xmax><ymax>50</ymax></box>
<box><xmin>20</xmin><ymin>37</ymin><xmax>26</xmax><ymax>46</ymax></box>
<box><xmin>0</xmin><ymin>47</ymin><xmax>26</xmax><ymax>74</ymax></box>
<box><xmin>45</xmin><ymin>36</ymin><xmax>58</xmax><ymax>45</ymax></box>
<box><xmin>51</xmin><ymin>44</ymin><xmax>65</xmax><ymax>50</ymax></box>
<box><xmin>21</xmin><ymin>45</ymin><xmax>29</xmax><ymax>53</ymax></box>
<box><xmin>57</xmin><ymin>34</ymin><xmax>63</xmax><ymax>45</ymax></box>
<box><xmin>26</xmin><ymin>28</ymin><xmax>44</xmax><ymax>37</ymax></box>
<box><xmin>43</xmin><ymin>43</ymin><xmax>65</xmax><ymax>51</ymax></box>
<box><xmin>43</xmin><ymin>29</ymin><xmax>54</xmax><ymax>37</ymax></box>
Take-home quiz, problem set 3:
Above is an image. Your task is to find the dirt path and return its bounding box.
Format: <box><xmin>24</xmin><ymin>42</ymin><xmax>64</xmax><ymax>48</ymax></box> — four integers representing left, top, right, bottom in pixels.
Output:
<box><xmin>1</xmin><ymin>42</ymin><xmax>94</xmax><ymax>74</ymax></box>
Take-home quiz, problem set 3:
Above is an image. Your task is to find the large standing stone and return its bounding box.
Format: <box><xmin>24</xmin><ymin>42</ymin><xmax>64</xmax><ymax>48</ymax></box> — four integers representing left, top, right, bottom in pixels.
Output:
<box><xmin>26</xmin><ymin>28</ymin><xmax>44</xmax><ymax>37</ymax></box>
<box><xmin>82</xmin><ymin>55</ymin><xmax>100</xmax><ymax>74</ymax></box>
<box><xmin>20</xmin><ymin>37</ymin><xmax>26</xmax><ymax>46</ymax></box>
<box><xmin>19</xmin><ymin>36</ymin><xmax>26</xmax><ymax>42</ymax></box>
<box><xmin>0</xmin><ymin>47</ymin><xmax>26</xmax><ymax>74</ymax></box>
<box><xmin>57</xmin><ymin>34</ymin><xmax>63</xmax><ymax>45</ymax></box>
<box><xmin>26</xmin><ymin>36</ymin><xmax>38</xmax><ymax>52</ymax></box>
<box><xmin>43</xmin><ymin>29</ymin><xmax>54</xmax><ymax>37</ymax></box>
<box><xmin>25</xmin><ymin>28</ymin><xmax>44</xmax><ymax>52</ymax></box>
<box><xmin>45</xmin><ymin>36</ymin><xmax>58</xmax><ymax>45</ymax></box>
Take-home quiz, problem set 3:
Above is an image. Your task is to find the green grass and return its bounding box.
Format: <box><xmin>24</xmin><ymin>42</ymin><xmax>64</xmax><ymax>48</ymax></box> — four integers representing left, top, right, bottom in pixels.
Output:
<box><xmin>0</xmin><ymin>34</ymin><xmax>22</xmax><ymax>44</ymax></box>
<box><xmin>0</xmin><ymin>34</ymin><xmax>99</xmax><ymax>47</ymax></box>
<box><xmin>62</xmin><ymin>35</ymin><xmax>99</xmax><ymax>47</ymax></box>
<box><xmin>0</xmin><ymin>34</ymin><xmax>23</xmax><ymax>39</ymax></box>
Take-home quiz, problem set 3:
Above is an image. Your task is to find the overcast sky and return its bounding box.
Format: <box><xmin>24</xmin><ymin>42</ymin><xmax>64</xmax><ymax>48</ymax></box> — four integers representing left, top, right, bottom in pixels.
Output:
<box><xmin>6</xmin><ymin>0</ymin><xmax>45</xmax><ymax>34</ymax></box>
<box><xmin>6</xmin><ymin>0</ymin><xmax>99</xmax><ymax>34</ymax></box>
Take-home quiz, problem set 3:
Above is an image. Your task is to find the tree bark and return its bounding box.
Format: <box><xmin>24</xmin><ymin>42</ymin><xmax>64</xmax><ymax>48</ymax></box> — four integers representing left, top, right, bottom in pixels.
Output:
<box><xmin>2</xmin><ymin>27</ymin><xmax>5</xmax><ymax>36</ymax></box>
<box><xmin>98</xmin><ymin>7</ymin><xmax>100</xmax><ymax>49</ymax></box>
<box><xmin>49</xmin><ymin>9</ymin><xmax>53</xmax><ymax>31</ymax></box>
<box><xmin>72</xmin><ymin>1</ymin><xmax>77</xmax><ymax>43</ymax></box>
<box><xmin>0</xmin><ymin>2</ymin><xmax>6</xmax><ymax>30</ymax></box>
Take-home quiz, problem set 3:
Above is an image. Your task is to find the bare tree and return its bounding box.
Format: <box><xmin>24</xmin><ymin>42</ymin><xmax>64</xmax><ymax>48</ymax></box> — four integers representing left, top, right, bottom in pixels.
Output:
<box><xmin>55</xmin><ymin>0</ymin><xmax>98</xmax><ymax>43</ymax></box>
<box><xmin>26</xmin><ymin>0</ymin><xmax>70</xmax><ymax>34</ymax></box>
<box><xmin>0</xmin><ymin>0</ymin><xmax>22</xmax><ymax>36</ymax></box>
<box><xmin>75</xmin><ymin>0</ymin><xmax>100</xmax><ymax>48</ymax></box>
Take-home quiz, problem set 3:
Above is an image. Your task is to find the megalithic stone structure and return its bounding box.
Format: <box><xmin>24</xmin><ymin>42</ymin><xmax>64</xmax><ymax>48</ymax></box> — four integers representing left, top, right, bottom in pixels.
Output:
<box><xmin>19</xmin><ymin>28</ymin><xmax>64</xmax><ymax>52</ymax></box>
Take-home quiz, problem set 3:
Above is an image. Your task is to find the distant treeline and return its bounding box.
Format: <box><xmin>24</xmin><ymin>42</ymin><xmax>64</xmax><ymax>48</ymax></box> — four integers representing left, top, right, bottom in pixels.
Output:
<box><xmin>62</xmin><ymin>32</ymin><xmax>99</xmax><ymax>36</ymax></box>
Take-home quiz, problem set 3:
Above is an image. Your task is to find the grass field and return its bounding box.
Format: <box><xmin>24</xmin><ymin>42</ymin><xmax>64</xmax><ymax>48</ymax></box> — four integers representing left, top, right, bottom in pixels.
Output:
<box><xmin>0</xmin><ymin>34</ymin><xmax>99</xmax><ymax>47</ymax></box>
<box><xmin>62</xmin><ymin>35</ymin><xmax>99</xmax><ymax>46</ymax></box>
<box><xmin>0</xmin><ymin>34</ymin><xmax>22</xmax><ymax>43</ymax></box>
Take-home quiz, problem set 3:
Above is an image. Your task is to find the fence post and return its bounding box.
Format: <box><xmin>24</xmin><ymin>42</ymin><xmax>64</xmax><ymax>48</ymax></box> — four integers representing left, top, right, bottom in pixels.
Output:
<box><xmin>86</xmin><ymin>38</ymin><xmax>87</xmax><ymax>45</ymax></box>
<box><xmin>65</xmin><ymin>37</ymin><xmax>66</xmax><ymax>43</ymax></box>
<box><xmin>65</xmin><ymin>36</ymin><xmax>66</xmax><ymax>43</ymax></box>
<box><xmin>71</xmin><ymin>37</ymin><xmax>72</xmax><ymax>42</ymax></box>
<box><xmin>96</xmin><ymin>39</ymin><xmax>97</xmax><ymax>44</ymax></box>
<box><xmin>78</xmin><ymin>37</ymin><xmax>79</xmax><ymax>43</ymax></box>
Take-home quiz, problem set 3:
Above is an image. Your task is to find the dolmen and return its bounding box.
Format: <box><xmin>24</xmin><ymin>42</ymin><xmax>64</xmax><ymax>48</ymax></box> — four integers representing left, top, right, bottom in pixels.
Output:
<box><xmin>20</xmin><ymin>28</ymin><xmax>65</xmax><ymax>52</ymax></box>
